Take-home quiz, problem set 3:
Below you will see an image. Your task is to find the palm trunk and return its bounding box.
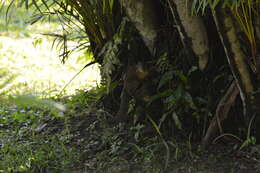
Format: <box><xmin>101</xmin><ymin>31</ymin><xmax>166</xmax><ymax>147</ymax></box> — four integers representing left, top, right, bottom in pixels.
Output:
<box><xmin>201</xmin><ymin>7</ymin><xmax>255</xmax><ymax>147</ymax></box>
<box><xmin>212</xmin><ymin>8</ymin><xmax>254</xmax><ymax>108</ymax></box>
<box><xmin>168</xmin><ymin>0</ymin><xmax>209</xmax><ymax>70</ymax></box>
<box><xmin>119</xmin><ymin>0</ymin><xmax>160</xmax><ymax>56</ymax></box>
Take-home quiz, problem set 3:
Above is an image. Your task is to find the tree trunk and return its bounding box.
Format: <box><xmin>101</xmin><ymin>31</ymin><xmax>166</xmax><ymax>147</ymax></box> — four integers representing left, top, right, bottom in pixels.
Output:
<box><xmin>168</xmin><ymin>0</ymin><xmax>209</xmax><ymax>70</ymax></box>
<box><xmin>211</xmin><ymin>8</ymin><xmax>254</xmax><ymax>119</ymax></box>
<box><xmin>119</xmin><ymin>0</ymin><xmax>160</xmax><ymax>56</ymax></box>
<box><xmin>256</xmin><ymin>18</ymin><xmax>260</xmax><ymax>42</ymax></box>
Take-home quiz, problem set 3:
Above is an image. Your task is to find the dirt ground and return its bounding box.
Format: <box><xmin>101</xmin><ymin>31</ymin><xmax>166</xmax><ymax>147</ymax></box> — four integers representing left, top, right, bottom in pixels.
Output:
<box><xmin>60</xmin><ymin>109</ymin><xmax>260</xmax><ymax>173</ymax></box>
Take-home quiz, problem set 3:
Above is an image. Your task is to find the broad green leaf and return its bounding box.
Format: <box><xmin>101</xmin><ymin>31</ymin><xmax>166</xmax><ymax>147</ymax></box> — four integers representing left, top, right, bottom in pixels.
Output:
<box><xmin>174</xmin><ymin>85</ymin><xmax>183</xmax><ymax>101</ymax></box>
<box><xmin>158</xmin><ymin>71</ymin><xmax>173</xmax><ymax>90</ymax></box>
<box><xmin>147</xmin><ymin>89</ymin><xmax>173</xmax><ymax>106</ymax></box>
<box><xmin>172</xmin><ymin>112</ymin><xmax>182</xmax><ymax>130</ymax></box>
<box><xmin>175</xmin><ymin>71</ymin><xmax>188</xmax><ymax>84</ymax></box>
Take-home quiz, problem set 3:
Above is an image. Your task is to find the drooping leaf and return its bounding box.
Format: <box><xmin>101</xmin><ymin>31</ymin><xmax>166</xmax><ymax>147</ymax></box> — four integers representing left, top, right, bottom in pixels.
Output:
<box><xmin>158</xmin><ymin>71</ymin><xmax>174</xmax><ymax>90</ymax></box>
<box><xmin>147</xmin><ymin>89</ymin><xmax>173</xmax><ymax>106</ymax></box>
<box><xmin>183</xmin><ymin>92</ymin><xmax>196</xmax><ymax>109</ymax></box>
<box><xmin>10</xmin><ymin>95</ymin><xmax>66</xmax><ymax>112</ymax></box>
<box><xmin>172</xmin><ymin>112</ymin><xmax>182</xmax><ymax>130</ymax></box>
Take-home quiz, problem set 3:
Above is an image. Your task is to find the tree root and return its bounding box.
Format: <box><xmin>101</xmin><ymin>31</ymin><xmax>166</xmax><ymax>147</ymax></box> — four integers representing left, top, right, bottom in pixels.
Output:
<box><xmin>202</xmin><ymin>81</ymin><xmax>239</xmax><ymax>148</ymax></box>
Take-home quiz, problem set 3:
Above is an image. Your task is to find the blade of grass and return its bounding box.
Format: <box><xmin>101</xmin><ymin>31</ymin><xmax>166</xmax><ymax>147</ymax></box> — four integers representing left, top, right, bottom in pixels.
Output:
<box><xmin>147</xmin><ymin>115</ymin><xmax>170</xmax><ymax>170</ymax></box>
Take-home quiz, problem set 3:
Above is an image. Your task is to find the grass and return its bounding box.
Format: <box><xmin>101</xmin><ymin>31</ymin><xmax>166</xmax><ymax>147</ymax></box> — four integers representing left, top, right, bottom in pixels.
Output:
<box><xmin>0</xmin><ymin>6</ymin><xmax>100</xmax><ymax>97</ymax></box>
<box><xmin>0</xmin><ymin>103</ymin><xmax>80</xmax><ymax>172</ymax></box>
<box><xmin>0</xmin><ymin>36</ymin><xmax>100</xmax><ymax>96</ymax></box>
<box><xmin>1</xmin><ymin>88</ymin><xmax>259</xmax><ymax>173</ymax></box>
<box><xmin>0</xmin><ymin>7</ymin><xmax>99</xmax><ymax>172</ymax></box>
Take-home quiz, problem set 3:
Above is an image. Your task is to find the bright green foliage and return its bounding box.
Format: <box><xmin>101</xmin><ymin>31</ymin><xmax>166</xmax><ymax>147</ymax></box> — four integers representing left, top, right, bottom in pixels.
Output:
<box><xmin>65</xmin><ymin>0</ymin><xmax>117</xmax><ymax>45</ymax></box>
<box><xmin>0</xmin><ymin>134</ymin><xmax>79</xmax><ymax>172</ymax></box>
<box><xmin>192</xmin><ymin>0</ymin><xmax>260</xmax><ymax>14</ymax></box>
<box><xmin>0</xmin><ymin>105</ymin><xmax>79</xmax><ymax>172</ymax></box>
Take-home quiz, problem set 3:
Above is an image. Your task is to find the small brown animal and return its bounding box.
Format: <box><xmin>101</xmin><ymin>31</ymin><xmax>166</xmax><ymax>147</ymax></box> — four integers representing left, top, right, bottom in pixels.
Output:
<box><xmin>116</xmin><ymin>62</ymin><xmax>150</xmax><ymax>122</ymax></box>
<box><xmin>124</xmin><ymin>62</ymin><xmax>149</xmax><ymax>97</ymax></box>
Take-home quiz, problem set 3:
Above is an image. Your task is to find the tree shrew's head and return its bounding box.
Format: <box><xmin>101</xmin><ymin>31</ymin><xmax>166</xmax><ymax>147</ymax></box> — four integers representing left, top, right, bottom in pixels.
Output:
<box><xmin>136</xmin><ymin>62</ymin><xmax>149</xmax><ymax>80</ymax></box>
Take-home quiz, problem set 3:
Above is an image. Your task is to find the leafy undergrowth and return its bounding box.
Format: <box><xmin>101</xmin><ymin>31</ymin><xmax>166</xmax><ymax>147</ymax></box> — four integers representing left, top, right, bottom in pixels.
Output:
<box><xmin>1</xmin><ymin>89</ymin><xmax>260</xmax><ymax>173</ymax></box>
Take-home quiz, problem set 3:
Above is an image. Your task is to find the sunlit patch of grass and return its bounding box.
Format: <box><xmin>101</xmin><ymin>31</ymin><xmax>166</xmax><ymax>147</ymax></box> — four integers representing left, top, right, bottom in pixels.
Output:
<box><xmin>0</xmin><ymin>35</ymin><xmax>100</xmax><ymax>96</ymax></box>
<box><xmin>0</xmin><ymin>5</ymin><xmax>100</xmax><ymax>97</ymax></box>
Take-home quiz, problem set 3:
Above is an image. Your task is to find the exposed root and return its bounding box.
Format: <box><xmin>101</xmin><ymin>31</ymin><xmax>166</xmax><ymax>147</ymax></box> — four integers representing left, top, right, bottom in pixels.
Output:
<box><xmin>202</xmin><ymin>81</ymin><xmax>239</xmax><ymax>148</ymax></box>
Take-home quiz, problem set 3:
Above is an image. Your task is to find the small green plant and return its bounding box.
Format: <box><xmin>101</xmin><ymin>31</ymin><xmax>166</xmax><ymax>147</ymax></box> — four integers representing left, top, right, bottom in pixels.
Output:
<box><xmin>0</xmin><ymin>134</ymin><xmax>79</xmax><ymax>172</ymax></box>
<box><xmin>240</xmin><ymin>115</ymin><xmax>257</xmax><ymax>150</ymax></box>
<box><xmin>0</xmin><ymin>70</ymin><xmax>78</xmax><ymax>172</ymax></box>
